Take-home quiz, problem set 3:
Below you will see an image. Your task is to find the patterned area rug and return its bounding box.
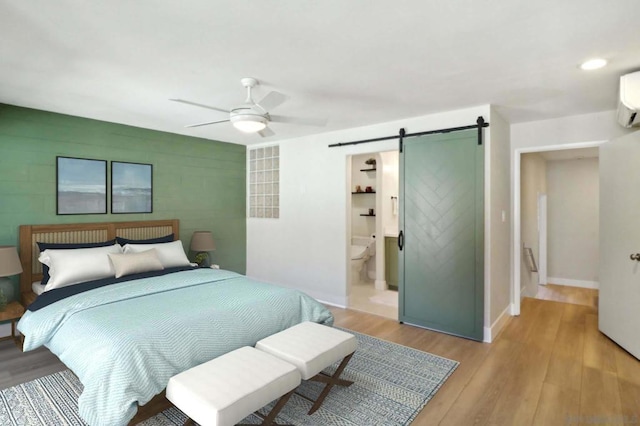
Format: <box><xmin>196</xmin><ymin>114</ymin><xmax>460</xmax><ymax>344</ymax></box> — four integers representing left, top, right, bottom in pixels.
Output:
<box><xmin>0</xmin><ymin>329</ymin><xmax>458</xmax><ymax>426</ymax></box>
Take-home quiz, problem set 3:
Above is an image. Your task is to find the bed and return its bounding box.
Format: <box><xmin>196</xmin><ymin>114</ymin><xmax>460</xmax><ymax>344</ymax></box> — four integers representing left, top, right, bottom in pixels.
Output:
<box><xmin>16</xmin><ymin>220</ymin><xmax>333</xmax><ymax>426</ymax></box>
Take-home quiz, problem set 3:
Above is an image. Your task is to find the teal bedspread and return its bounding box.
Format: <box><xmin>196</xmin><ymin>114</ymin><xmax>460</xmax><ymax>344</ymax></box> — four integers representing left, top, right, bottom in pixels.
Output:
<box><xmin>17</xmin><ymin>268</ymin><xmax>333</xmax><ymax>426</ymax></box>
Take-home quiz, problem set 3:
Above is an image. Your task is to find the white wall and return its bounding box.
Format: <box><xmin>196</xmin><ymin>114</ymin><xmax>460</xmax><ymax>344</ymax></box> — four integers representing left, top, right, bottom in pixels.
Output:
<box><xmin>547</xmin><ymin>158</ymin><xmax>599</xmax><ymax>284</ymax></box>
<box><xmin>371</xmin><ymin>151</ymin><xmax>400</xmax><ymax>288</ymax></box>
<box><xmin>511</xmin><ymin>111</ymin><xmax>630</xmax><ymax>150</ymax></box>
<box><xmin>520</xmin><ymin>153</ymin><xmax>547</xmax><ymax>297</ymax></box>
<box><xmin>379</xmin><ymin>151</ymin><xmax>399</xmax><ymax>237</ymax></box>
<box><xmin>487</xmin><ymin>107</ymin><xmax>512</xmax><ymax>338</ymax></box>
<box><xmin>247</xmin><ymin>105</ymin><xmax>492</xmax><ymax>310</ymax></box>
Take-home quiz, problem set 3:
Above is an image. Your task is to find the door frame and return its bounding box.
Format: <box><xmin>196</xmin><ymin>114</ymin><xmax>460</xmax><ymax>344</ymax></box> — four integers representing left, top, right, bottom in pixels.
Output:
<box><xmin>537</xmin><ymin>193</ymin><xmax>547</xmax><ymax>286</ymax></box>
<box><xmin>512</xmin><ymin>140</ymin><xmax>605</xmax><ymax>315</ymax></box>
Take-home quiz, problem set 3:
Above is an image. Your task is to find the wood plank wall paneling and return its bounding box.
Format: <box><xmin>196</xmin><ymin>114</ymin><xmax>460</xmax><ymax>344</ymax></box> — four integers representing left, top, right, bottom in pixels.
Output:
<box><xmin>0</xmin><ymin>104</ymin><xmax>247</xmax><ymax>301</ymax></box>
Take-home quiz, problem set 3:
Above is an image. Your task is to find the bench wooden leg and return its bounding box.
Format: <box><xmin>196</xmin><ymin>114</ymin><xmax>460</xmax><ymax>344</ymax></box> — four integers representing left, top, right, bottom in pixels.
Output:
<box><xmin>306</xmin><ymin>352</ymin><xmax>354</xmax><ymax>415</ymax></box>
<box><xmin>237</xmin><ymin>389</ymin><xmax>296</xmax><ymax>426</ymax></box>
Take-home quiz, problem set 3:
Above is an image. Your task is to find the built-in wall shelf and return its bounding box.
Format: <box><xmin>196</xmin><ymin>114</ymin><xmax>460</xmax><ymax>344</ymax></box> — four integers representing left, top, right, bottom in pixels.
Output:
<box><xmin>352</xmin><ymin>191</ymin><xmax>376</xmax><ymax>194</ymax></box>
<box><xmin>359</xmin><ymin>168</ymin><xmax>377</xmax><ymax>172</ymax></box>
<box><xmin>360</xmin><ymin>214</ymin><xmax>376</xmax><ymax>217</ymax></box>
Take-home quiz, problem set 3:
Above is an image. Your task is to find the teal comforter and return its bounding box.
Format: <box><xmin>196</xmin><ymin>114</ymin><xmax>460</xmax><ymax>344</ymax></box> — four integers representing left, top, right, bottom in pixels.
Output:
<box><xmin>17</xmin><ymin>268</ymin><xmax>333</xmax><ymax>426</ymax></box>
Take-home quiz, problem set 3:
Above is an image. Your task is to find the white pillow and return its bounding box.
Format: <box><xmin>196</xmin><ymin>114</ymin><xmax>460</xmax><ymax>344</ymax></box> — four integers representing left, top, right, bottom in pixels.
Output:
<box><xmin>39</xmin><ymin>244</ymin><xmax>123</xmax><ymax>291</ymax></box>
<box><xmin>108</xmin><ymin>249</ymin><xmax>164</xmax><ymax>278</ymax></box>
<box><xmin>123</xmin><ymin>240</ymin><xmax>190</xmax><ymax>268</ymax></box>
<box><xmin>32</xmin><ymin>281</ymin><xmax>46</xmax><ymax>296</ymax></box>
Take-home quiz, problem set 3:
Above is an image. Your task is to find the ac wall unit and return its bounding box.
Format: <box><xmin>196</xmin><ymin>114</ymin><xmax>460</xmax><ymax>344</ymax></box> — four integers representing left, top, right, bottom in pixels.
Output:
<box><xmin>617</xmin><ymin>71</ymin><xmax>640</xmax><ymax>128</ymax></box>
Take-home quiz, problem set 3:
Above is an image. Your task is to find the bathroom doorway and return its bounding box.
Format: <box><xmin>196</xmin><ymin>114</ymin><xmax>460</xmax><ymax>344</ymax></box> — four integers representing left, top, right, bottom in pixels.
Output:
<box><xmin>347</xmin><ymin>151</ymin><xmax>399</xmax><ymax>319</ymax></box>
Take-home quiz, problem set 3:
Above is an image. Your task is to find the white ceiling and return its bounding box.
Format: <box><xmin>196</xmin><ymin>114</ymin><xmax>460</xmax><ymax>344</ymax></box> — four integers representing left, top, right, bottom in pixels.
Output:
<box><xmin>2</xmin><ymin>1</ymin><xmax>639</xmax><ymax>145</ymax></box>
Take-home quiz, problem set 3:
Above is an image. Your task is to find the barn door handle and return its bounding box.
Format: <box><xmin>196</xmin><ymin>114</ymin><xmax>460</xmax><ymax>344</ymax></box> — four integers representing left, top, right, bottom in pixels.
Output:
<box><xmin>398</xmin><ymin>230</ymin><xmax>404</xmax><ymax>251</ymax></box>
<box><xmin>630</xmin><ymin>253</ymin><xmax>640</xmax><ymax>261</ymax></box>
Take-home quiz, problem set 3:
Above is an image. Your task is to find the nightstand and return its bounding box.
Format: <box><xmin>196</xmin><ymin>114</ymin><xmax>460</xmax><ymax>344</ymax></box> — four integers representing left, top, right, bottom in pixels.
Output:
<box><xmin>0</xmin><ymin>301</ymin><xmax>25</xmax><ymax>350</ymax></box>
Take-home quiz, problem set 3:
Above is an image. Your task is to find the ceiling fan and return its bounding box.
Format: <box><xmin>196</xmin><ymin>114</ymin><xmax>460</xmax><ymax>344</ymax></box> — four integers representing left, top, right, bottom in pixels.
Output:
<box><xmin>170</xmin><ymin>77</ymin><xmax>326</xmax><ymax>137</ymax></box>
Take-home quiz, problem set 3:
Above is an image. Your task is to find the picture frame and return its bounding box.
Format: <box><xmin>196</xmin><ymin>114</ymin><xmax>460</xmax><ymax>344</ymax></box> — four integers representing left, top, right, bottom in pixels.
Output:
<box><xmin>111</xmin><ymin>161</ymin><xmax>153</xmax><ymax>214</ymax></box>
<box><xmin>56</xmin><ymin>156</ymin><xmax>107</xmax><ymax>215</ymax></box>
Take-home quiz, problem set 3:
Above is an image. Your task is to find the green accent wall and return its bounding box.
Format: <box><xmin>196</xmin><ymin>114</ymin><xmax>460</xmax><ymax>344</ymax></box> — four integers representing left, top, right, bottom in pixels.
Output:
<box><xmin>0</xmin><ymin>104</ymin><xmax>246</xmax><ymax>302</ymax></box>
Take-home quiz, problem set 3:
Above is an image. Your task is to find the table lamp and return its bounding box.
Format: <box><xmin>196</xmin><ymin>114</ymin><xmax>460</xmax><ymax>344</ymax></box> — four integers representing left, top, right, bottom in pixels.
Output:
<box><xmin>0</xmin><ymin>246</ymin><xmax>22</xmax><ymax>310</ymax></box>
<box><xmin>190</xmin><ymin>231</ymin><xmax>216</xmax><ymax>267</ymax></box>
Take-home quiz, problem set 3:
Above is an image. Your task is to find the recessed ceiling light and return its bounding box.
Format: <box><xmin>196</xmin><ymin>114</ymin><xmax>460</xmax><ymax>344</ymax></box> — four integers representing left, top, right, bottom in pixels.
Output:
<box><xmin>580</xmin><ymin>58</ymin><xmax>607</xmax><ymax>70</ymax></box>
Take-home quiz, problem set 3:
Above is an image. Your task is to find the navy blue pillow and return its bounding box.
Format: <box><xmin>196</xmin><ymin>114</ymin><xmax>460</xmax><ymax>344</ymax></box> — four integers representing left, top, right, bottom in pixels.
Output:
<box><xmin>116</xmin><ymin>234</ymin><xmax>174</xmax><ymax>246</ymax></box>
<box><xmin>37</xmin><ymin>239</ymin><xmax>117</xmax><ymax>285</ymax></box>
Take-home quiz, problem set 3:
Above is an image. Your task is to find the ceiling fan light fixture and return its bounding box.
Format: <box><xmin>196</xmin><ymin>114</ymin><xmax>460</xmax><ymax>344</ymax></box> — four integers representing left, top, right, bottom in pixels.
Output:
<box><xmin>231</xmin><ymin>114</ymin><xmax>268</xmax><ymax>133</ymax></box>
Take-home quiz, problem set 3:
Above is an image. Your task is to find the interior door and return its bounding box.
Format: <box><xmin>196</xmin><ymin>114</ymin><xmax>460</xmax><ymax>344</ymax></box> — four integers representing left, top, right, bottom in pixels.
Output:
<box><xmin>599</xmin><ymin>130</ymin><xmax>640</xmax><ymax>360</ymax></box>
<box><xmin>399</xmin><ymin>129</ymin><xmax>484</xmax><ymax>341</ymax></box>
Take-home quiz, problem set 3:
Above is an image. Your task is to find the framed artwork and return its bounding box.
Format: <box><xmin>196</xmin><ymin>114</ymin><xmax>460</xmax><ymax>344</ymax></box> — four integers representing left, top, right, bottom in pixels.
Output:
<box><xmin>111</xmin><ymin>161</ymin><xmax>153</xmax><ymax>214</ymax></box>
<box><xmin>56</xmin><ymin>156</ymin><xmax>107</xmax><ymax>215</ymax></box>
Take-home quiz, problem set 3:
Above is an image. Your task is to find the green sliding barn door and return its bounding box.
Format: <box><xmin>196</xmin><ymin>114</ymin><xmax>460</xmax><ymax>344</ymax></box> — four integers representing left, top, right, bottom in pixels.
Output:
<box><xmin>399</xmin><ymin>129</ymin><xmax>484</xmax><ymax>341</ymax></box>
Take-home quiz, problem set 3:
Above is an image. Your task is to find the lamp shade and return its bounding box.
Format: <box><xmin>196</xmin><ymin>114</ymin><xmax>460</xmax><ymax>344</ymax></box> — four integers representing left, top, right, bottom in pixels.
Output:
<box><xmin>190</xmin><ymin>232</ymin><xmax>216</xmax><ymax>252</ymax></box>
<box><xmin>0</xmin><ymin>246</ymin><xmax>23</xmax><ymax>277</ymax></box>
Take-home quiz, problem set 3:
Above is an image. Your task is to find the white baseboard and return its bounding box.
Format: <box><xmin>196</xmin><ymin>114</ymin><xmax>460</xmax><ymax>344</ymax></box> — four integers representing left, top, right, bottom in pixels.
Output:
<box><xmin>484</xmin><ymin>305</ymin><xmax>511</xmax><ymax>343</ymax></box>
<box><xmin>547</xmin><ymin>277</ymin><xmax>599</xmax><ymax>290</ymax></box>
<box><xmin>317</xmin><ymin>299</ymin><xmax>347</xmax><ymax>309</ymax></box>
<box><xmin>299</xmin><ymin>290</ymin><xmax>348</xmax><ymax>308</ymax></box>
<box><xmin>510</xmin><ymin>303</ymin><xmax>519</xmax><ymax>316</ymax></box>
<box><xmin>483</xmin><ymin>326</ymin><xmax>491</xmax><ymax>343</ymax></box>
<box><xmin>374</xmin><ymin>280</ymin><xmax>387</xmax><ymax>291</ymax></box>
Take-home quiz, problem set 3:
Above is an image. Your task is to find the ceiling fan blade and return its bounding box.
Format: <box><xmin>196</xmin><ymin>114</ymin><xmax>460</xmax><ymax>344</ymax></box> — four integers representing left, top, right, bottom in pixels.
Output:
<box><xmin>269</xmin><ymin>114</ymin><xmax>327</xmax><ymax>127</ymax></box>
<box><xmin>185</xmin><ymin>119</ymin><xmax>230</xmax><ymax>128</ymax></box>
<box><xmin>170</xmin><ymin>99</ymin><xmax>230</xmax><ymax>114</ymax></box>
<box><xmin>258</xmin><ymin>127</ymin><xmax>276</xmax><ymax>138</ymax></box>
<box><xmin>256</xmin><ymin>91</ymin><xmax>289</xmax><ymax>111</ymax></box>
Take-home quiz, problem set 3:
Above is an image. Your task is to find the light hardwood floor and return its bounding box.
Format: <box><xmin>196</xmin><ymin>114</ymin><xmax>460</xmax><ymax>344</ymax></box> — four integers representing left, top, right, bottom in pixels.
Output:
<box><xmin>1</xmin><ymin>294</ymin><xmax>639</xmax><ymax>425</ymax></box>
<box><xmin>331</xmin><ymin>296</ymin><xmax>640</xmax><ymax>425</ymax></box>
<box><xmin>536</xmin><ymin>283</ymin><xmax>599</xmax><ymax>309</ymax></box>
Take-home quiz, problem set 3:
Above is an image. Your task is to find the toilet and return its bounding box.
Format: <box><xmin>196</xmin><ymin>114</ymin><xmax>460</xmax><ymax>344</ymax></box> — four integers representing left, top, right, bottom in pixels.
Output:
<box><xmin>351</xmin><ymin>235</ymin><xmax>375</xmax><ymax>284</ymax></box>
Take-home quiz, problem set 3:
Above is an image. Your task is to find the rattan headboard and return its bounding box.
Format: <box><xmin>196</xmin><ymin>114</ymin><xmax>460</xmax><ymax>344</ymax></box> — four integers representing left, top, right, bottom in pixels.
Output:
<box><xmin>19</xmin><ymin>219</ymin><xmax>179</xmax><ymax>303</ymax></box>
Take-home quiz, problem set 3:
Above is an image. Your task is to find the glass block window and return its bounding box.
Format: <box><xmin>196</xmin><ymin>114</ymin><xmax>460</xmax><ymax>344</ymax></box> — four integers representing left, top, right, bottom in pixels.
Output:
<box><xmin>249</xmin><ymin>145</ymin><xmax>279</xmax><ymax>218</ymax></box>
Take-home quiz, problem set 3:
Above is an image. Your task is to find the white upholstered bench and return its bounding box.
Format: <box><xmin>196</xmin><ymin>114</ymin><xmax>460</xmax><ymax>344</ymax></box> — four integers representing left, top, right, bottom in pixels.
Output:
<box><xmin>255</xmin><ymin>322</ymin><xmax>357</xmax><ymax>415</ymax></box>
<box><xmin>166</xmin><ymin>346</ymin><xmax>301</xmax><ymax>426</ymax></box>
